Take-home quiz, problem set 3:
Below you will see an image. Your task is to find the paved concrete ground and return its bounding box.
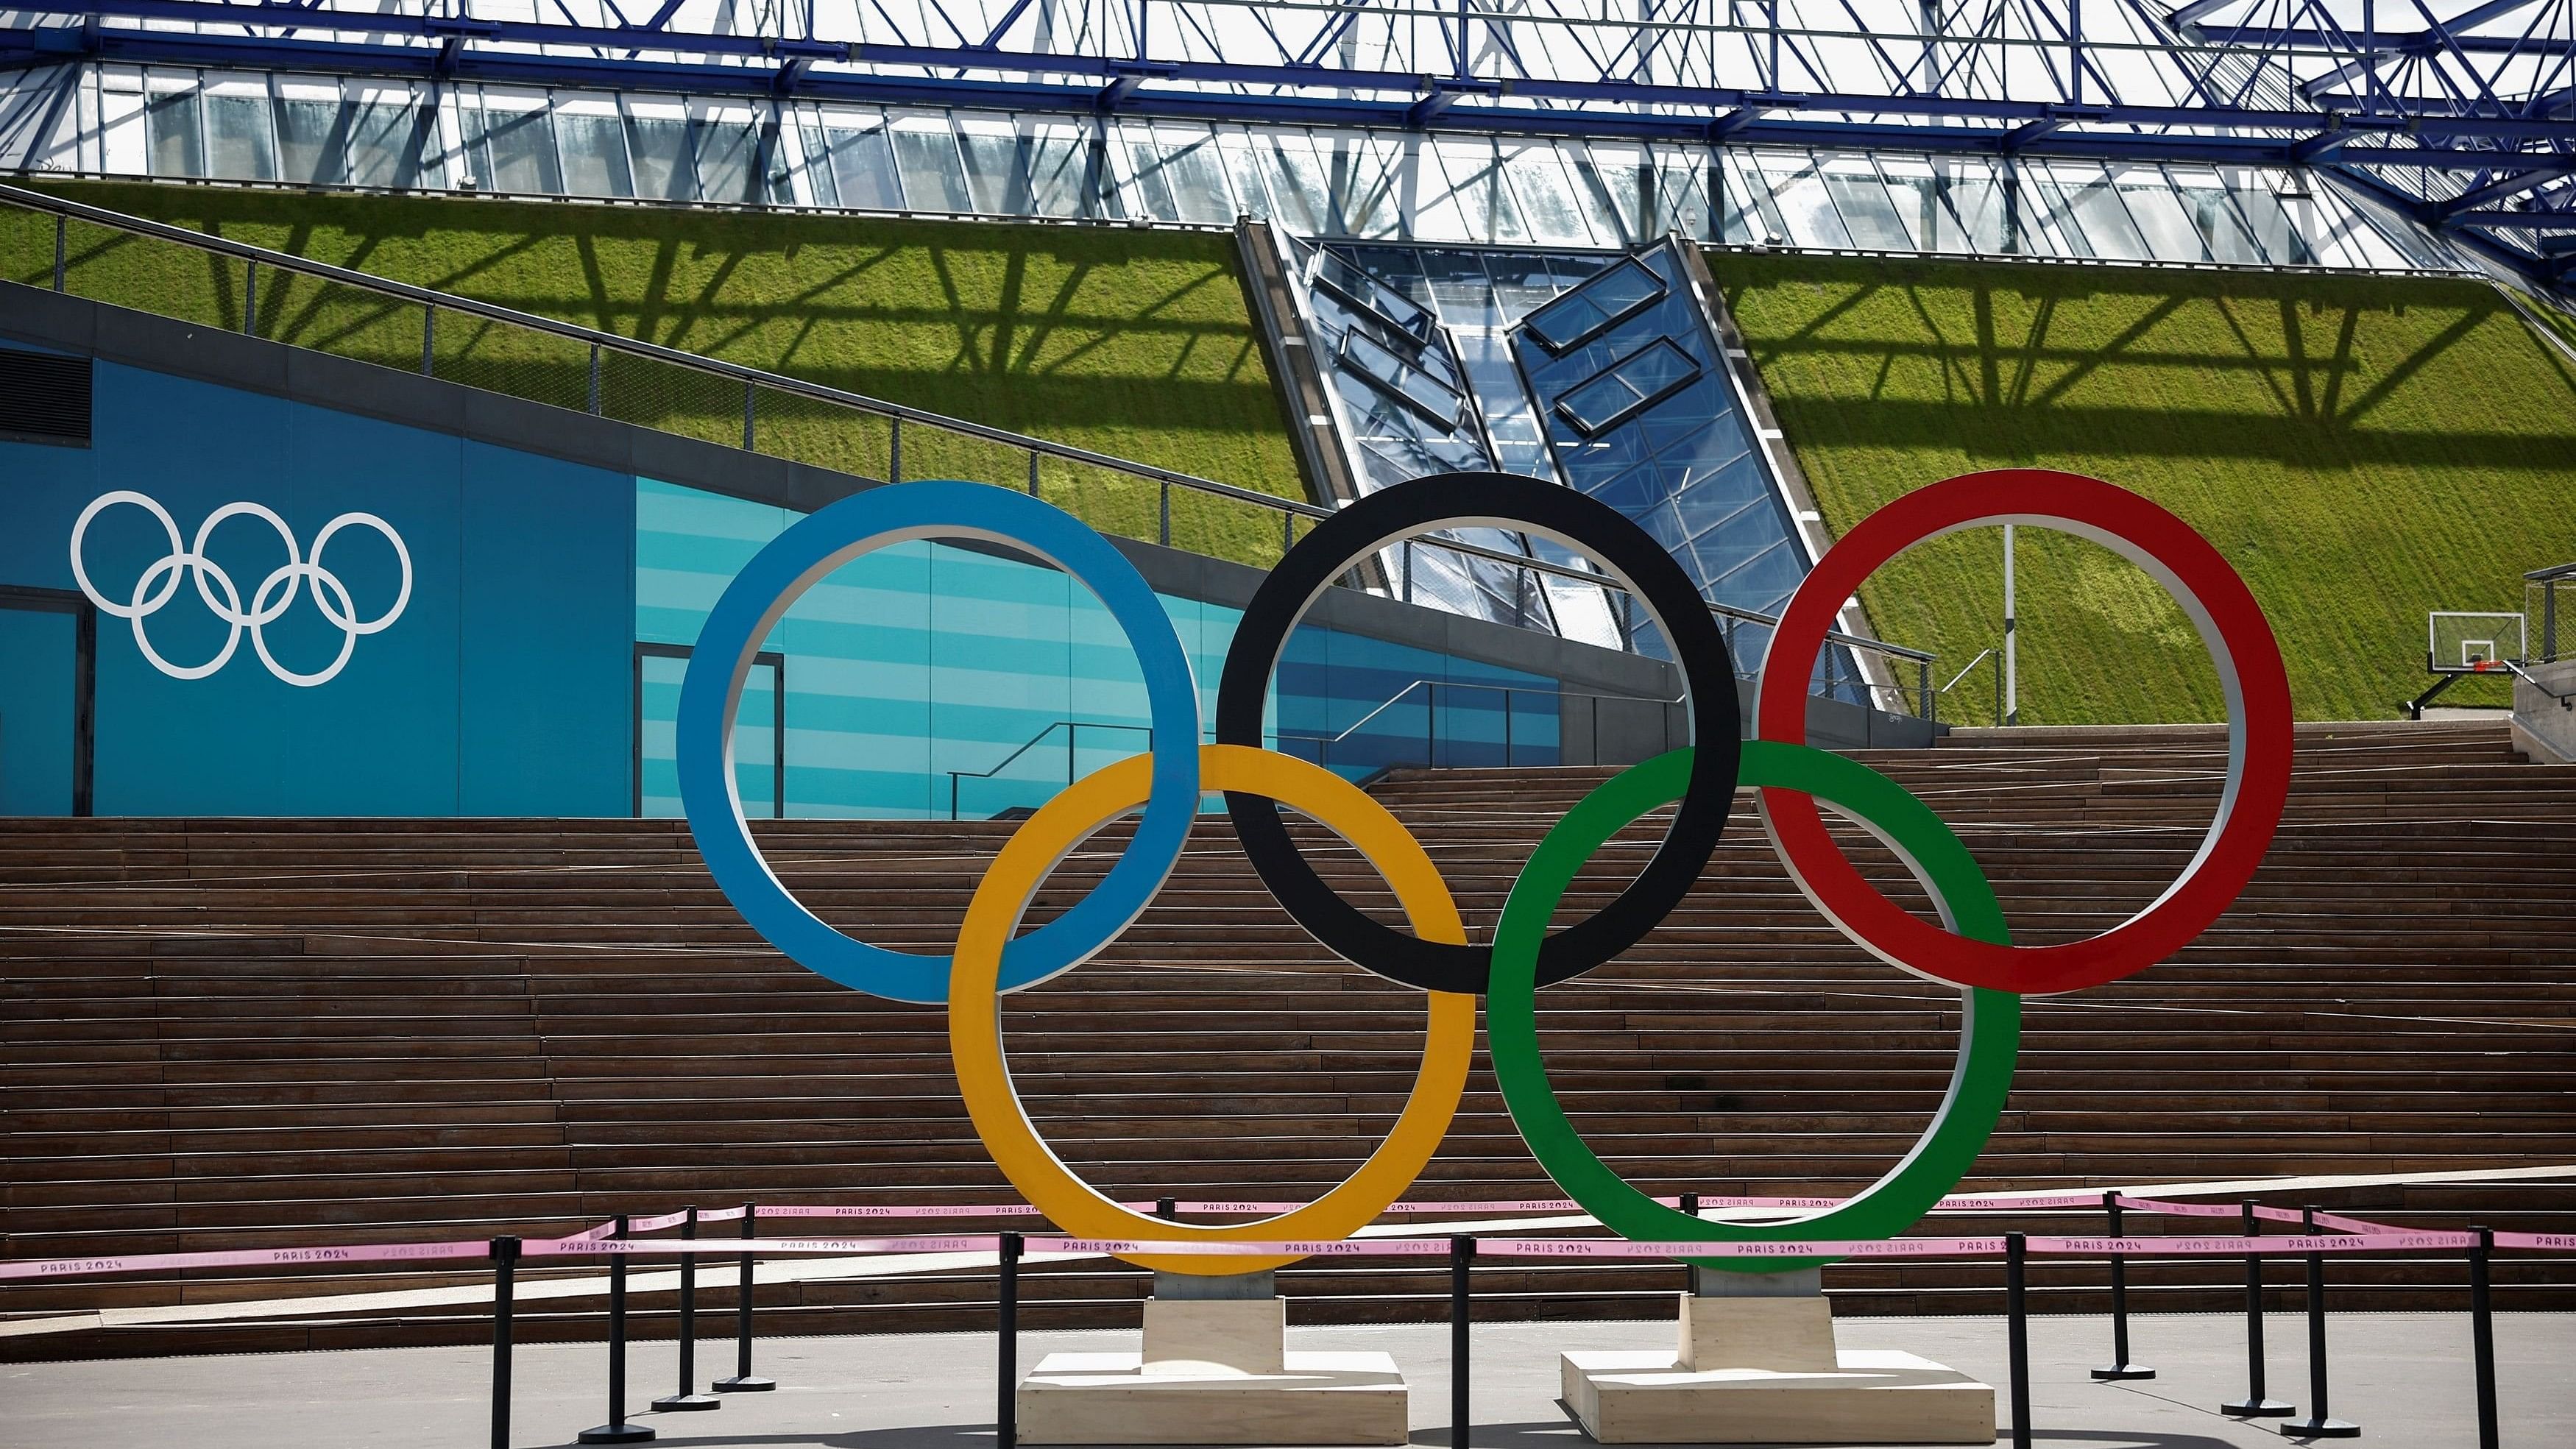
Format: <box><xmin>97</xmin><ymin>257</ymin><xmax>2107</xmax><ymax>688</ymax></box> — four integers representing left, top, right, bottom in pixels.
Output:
<box><xmin>7</xmin><ymin>1312</ymin><xmax>2567</xmax><ymax>1448</ymax></box>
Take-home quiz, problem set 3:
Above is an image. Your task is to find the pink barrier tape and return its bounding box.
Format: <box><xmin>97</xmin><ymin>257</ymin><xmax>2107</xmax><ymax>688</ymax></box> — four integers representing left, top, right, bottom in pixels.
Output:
<box><xmin>2112</xmin><ymin>1195</ymin><xmax>2416</xmax><ymax>1236</ymax></box>
<box><xmin>0</xmin><ymin>1239</ymin><xmax>494</xmax><ymax>1281</ymax></box>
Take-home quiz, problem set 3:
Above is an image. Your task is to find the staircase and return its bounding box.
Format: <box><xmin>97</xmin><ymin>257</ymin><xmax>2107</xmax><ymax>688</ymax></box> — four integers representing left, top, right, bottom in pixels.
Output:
<box><xmin>4</xmin><ymin>719</ymin><xmax>2572</xmax><ymax>1358</ymax></box>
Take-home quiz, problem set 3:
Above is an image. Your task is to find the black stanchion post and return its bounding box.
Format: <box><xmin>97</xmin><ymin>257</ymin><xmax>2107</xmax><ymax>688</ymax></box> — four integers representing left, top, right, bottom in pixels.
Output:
<box><xmin>2470</xmin><ymin>1226</ymin><xmax>2499</xmax><ymax>1449</ymax></box>
<box><xmin>2281</xmin><ymin>1205</ymin><xmax>2357</xmax><ymax>1437</ymax></box>
<box><xmin>2221</xmin><ymin>1199</ymin><xmax>2295</xmax><ymax>1417</ymax></box>
<box><xmin>655</xmin><ymin>1208</ymin><xmax>721</xmax><ymax>1412</ymax></box>
<box><xmin>715</xmin><ymin>1203</ymin><xmax>774</xmax><ymax>1392</ymax></box>
<box><xmin>490</xmin><ymin>1237</ymin><xmax>520</xmax><ymax>1449</ymax></box>
<box><xmin>1156</xmin><ymin>1197</ymin><xmax>1177</xmax><ymax>1221</ymax></box>
<box><xmin>2091</xmin><ymin>1191</ymin><xmax>2154</xmax><ymax>1381</ymax></box>
<box><xmin>579</xmin><ymin>1215</ymin><xmax>654</xmax><ymax>1444</ymax></box>
<box><xmin>998</xmin><ymin>1231</ymin><xmax>1022</xmax><ymax>1449</ymax></box>
<box><xmin>2006</xmin><ymin>1231</ymin><xmax>2031</xmax><ymax>1449</ymax></box>
<box><xmin>1680</xmin><ymin>1193</ymin><xmax>1699</xmax><ymax>1292</ymax></box>
<box><xmin>1450</xmin><ymin>1234</ymin><xmax>1474</xmax><ymax>1449</ymax></box>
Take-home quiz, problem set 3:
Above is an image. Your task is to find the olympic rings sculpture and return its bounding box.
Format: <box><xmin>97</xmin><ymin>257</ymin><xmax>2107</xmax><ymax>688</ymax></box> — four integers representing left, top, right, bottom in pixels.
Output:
<box><xmin>69</xmin><ymin>490</ymin><xmax>412</xmax><ymax>687</ymax></box>
<box><xmin>680</xmin><ymin>467</ymin><xmax>2292</xmax><ymax>1275</ymax></box>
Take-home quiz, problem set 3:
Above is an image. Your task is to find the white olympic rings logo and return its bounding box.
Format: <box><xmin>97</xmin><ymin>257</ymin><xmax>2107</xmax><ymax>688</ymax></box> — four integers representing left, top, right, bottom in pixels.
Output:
<box><xmin>68</xmin><ymin>491</ymin><xmax>413</xmax><ymax>687</ymax></box>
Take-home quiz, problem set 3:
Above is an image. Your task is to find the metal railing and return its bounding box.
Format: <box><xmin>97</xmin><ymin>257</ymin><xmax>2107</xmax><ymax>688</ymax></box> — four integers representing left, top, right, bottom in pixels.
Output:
<box><xmin>1936</xmin><ymin>646</ymin><xmax>2007</xmax><ymax>728</ymax></box>
<box><xmin>1</xmin><ymin>179</ymin><xmax>1936</xmax><ymax>699</ymax></box>
<box><xmin>1275</xmin><ymin>678</ymin><xmax>1674</xmax><ymax>773</ymax></box>
<box><xmin>946</xmin><ymin>721</ymin><xmax>1156</xmax><ymax>821</ymax></box>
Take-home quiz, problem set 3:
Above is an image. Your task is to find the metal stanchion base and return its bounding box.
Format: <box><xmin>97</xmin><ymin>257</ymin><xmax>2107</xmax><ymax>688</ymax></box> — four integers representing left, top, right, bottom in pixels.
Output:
<box><xmin>576</xmin><ymin>1424</ymin><xmax>657</xmax><ymax>1443</ymax></box>
<box><xmin>714</xmin><ymin>1375</ymin><xmax>776</xmax><ymax>1392</ymax></box>
<box><xmin>2279</xmin><ymin>1417</ymin><xmax>2360</xmax><ymax>1439</ymax></box>
<box><xmin>2090</xmin><ymin>1364</ymin><xmax>2156</xmax><ymax>1381</ymax></box>
<box><xmin>652</xmin><ymin>1393</ymin><xmax>722</xmax><ymax>1412</ymax></box>
<box><xmin>2221</xmin><ymin>1398</ymin><xmax>2298</xmax><ymax>1418</ymax></box>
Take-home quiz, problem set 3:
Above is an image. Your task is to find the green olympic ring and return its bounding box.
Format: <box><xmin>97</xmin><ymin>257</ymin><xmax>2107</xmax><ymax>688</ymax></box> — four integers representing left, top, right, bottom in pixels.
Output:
<box><xmin>1487</xmin><ymin>740</ymin><xmax>2022</xmax><ymax>1273</ymax></box>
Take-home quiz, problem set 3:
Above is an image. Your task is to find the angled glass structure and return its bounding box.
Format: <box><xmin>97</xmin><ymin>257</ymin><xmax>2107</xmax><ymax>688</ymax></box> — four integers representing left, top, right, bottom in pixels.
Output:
<box><xmin>1</xmin><ymin>1</ymin><xmax>2567</xmax><ymax>292</ymax></box>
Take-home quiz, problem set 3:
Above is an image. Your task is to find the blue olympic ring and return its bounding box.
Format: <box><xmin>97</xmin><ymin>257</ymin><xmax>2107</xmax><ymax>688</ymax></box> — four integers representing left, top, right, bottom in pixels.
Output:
<box><xmin>676</xmin><ymin>481</ymin><xmax>1203</xmax><ymax>1004</ymax></box>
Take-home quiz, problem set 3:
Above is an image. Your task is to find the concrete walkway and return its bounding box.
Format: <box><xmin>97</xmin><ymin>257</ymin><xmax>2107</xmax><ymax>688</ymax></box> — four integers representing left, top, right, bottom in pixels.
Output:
<box><xmin>7</xmin><ymin>1311</ymin><xmax>2567</xmax><ymax>1448</ymax></box>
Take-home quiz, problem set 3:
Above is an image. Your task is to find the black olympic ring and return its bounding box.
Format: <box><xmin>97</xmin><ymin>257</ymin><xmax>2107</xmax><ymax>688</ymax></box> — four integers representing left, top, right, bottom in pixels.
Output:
<box><xmin>1213</xmin><ymin>472</ymin><xmax>1744</xmax><ymax>995</ymax></box>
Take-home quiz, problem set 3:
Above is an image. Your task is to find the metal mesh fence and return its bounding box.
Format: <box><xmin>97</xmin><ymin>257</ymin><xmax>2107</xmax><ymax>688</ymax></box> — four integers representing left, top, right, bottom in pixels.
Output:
<box><xmin>748</xmin><ymin>383</ymin><xmax>894</xmax><ymax>481</ymax></box>
<box><xmin>37</xmin><ymin>218</ymin><xmax>234</xmax><ymax>330</ymax></box>
<box><xmin>429</xmin><ymin>310</ymin><xmax>595</xmax><ymax>415</ymax></box>
<box><xmin>254</xmin><ymin>270</ymin><xmax>426</xmax><ymax>372</ymax></box>
<box><xmin>600</xmin><ymin>348</ymin><xmax>745</xmax><ymax>449</ymax></box>
<box><xmin>893</xmin><ymin>422</ymin><xmax>1036</xmax><ymax>492</ymax></box>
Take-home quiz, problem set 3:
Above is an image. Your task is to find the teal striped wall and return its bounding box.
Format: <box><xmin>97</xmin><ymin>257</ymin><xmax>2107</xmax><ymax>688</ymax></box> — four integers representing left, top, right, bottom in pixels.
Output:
<box><xmin>636</xmin><ymin>478</ymin><xmax>1557</xmax><ymax>820</ymax></box>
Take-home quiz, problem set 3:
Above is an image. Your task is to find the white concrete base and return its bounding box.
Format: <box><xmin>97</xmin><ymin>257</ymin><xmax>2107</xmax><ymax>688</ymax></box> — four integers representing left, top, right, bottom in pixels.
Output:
<box><xmin>1561</xmin><ymin>1347</ymin><xmax>1998</xmax><ymax>1445</ymax></box>
<box><xmin>1015</xmin><ymin>1350</ymin><xmax>1410</xmax><ymax>1445</ymax></box>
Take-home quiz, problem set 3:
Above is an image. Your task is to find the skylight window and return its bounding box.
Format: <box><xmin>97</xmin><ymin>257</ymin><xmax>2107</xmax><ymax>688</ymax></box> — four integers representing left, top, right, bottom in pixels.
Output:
<box><xmin>1553</xmin><ymin>339</ymin><xmax>1700</xmax><ymax>435</ymax></box>
<box><xmin>1313</xmin><ymin>251</ymin><xmax>1437</xmax><ymax>347</ymax></box>
<box><xmin>1521</xmin><ymin>256</ymin><xmax>1666</xmax><ymax>352</ymax></box>
<box><xmin>1340</xmin><ymin>330</ymin><xmax>1464</xmax><ymax>430</ymax></box>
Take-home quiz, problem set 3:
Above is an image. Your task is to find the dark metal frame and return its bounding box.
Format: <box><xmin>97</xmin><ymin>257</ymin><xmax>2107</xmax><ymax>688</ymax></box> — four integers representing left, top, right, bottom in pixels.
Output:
<box><xmin>0</xmin><ymin>584</ymin><xmax>96</xmax><ymax>817</ymax></box>
<box><xmin>8</xmin><ymin>0</ymin><xmax>2572</xmax><ymax>288</ymax></box>
<box><xmin>634</xmin><ymin>641</ymin><xmax>785</xmax><ymax>819</ymax></box>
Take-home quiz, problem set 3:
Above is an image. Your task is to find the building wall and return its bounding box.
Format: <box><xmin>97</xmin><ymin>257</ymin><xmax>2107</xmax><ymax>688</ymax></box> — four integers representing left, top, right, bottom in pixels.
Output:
<box><xmin>634</xmin><ymin>478</ymin><xmax>1556</xmax><ymax>821</ymax></box>
<box><xmin>0</xmin><ymin>341</ymin><xmax>1567</xmax><ymax>818</ymax></box>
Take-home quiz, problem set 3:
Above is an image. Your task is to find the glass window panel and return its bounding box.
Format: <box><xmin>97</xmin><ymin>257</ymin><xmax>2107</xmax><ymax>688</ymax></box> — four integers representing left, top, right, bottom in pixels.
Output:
<box><xmin>623</xmin><ymin>107</ymin><xmax>695</xmax><ymax>200</ymax></box>
<box><xmin>272</xmin><ymin>94</ymin><xmax>347</xmax><ymax>185</ymax></box>
<box><xmin>1556</xmin><ymin>339</ymin><xmax>1702</xmax><ymax>435</ymax></box>
<box><xmin>347</xmin><ymin>96</ymin><xmax>442</xmax><ymax>188</ymax></box>
<box><xmin>1755</xmin><ymin>154</ymin><xmax>1853</xmax><ymax>248</ymax></box>
<box><xmin>144</xmin><ymin>87</ymin><xmax>202</xmax><ymax>177</ymax></box>
<box><xmin>956</xmin><ymin>128</ymin><xmax>1026</xmax><ymax>212</ymax></box>
<box><xmin>1522</xmin><ymin>255</ymin><xmax>1666</xmax><ymax>352</ymax></box>
<box><xmin>2049</xmin><ymin>164</ymin><xmax>2152</xmax><ymax>260</ymax></box>
<box><xmin>1024</xmin><ymin>127</ymin><xmax>1095</xmax><ymax>217</ymax></box>
<box><xmin>1565</xmin><ymin>141</ymin><xmax>1642</xmax><ymax>245</ymax></box>
<box><xmin>2169</xmin><ymin>168</ymin><xmax>2262</xmax><ymax>263</ymax></box>
<box><xmin>1503</xmin><ymin>144</ymin><xmax>1590</xmax><ymax>245</ymax></box>
<box><xmin>1403</xmin><ymin>138</ymin><xmax>1468</xmax><ymax>241</ymax></box>
<box><xmin>1650</xmin><ymin>148</ymin><xmax>1715</xmax><ymax>239</ymax></box>
<box><xmin>1340</xmin><ymin>330</ymin><xmax>1462</xmax><ymax>427</ymax></box>
<box><xmin>1323</xmin><ymin>133</ymin><xmax>1402</xmax><ymax>237</ymax></box>
<box><xmin>201</xmin><ymin>91</ymin><xmax>275</xmax><ymax>181</ymax></box>
<box><xmin>1216</xmin><ymin>130</ymin><xmax>1275</xmax><ymax>222</ymax></box>
<box><xmin>1155</xmin><ymin>129</ymin><xmax>1236</xmax><ymax>224</ymax></box>
<box><xmin>1434</xmin><ymin>140</ymin><xmax>1526</xmax><ymax>244</ymax></box>
<box><xmin>467</xmin><ymin>99</ymin><xmax>561</xmax><ymax>194</ymax></box>
<box><xmin>891</xmin><ymin>122</ymin><xmax>972</xmax><ymax>212</ymax></box>
<box><xmin>818</xmin><ymin>121</ymin><xmax>902</xmax><ymax>210</ymax></box>
<box><xmin>555</xmin><ymin>108</ymin><xmax>633</xmax><ymax>197</ymax></box>
<box><xmin>1821</xmin><ymin>157</ymin><xmax>1913</xmax><ymax>249</ymax></box>
<box><xmin>1880</xmin><ymin>157</ymin><xmax>1987</xmax><ymax>254</ymax></box>
<box><xmin>1124</xmin><ymin>136</ymin><xmax>1179</xmax><ymax>220</ymax></box>
<box><xmin>799</xmin><ymin>124</ymin><xmax>841</xmax><ymax>207</ymax></box>
<box><xmin>2114</xmin><ymin>167</ymin><xmax>2210</xmax><ymax>261</ymax></box>
<box><xmin>691</xmin><ymin>110</ymin><xmax>760</xmax><ymax>204</ymax></box>
<box><xmin>1940</xmin><ymin>165</ymin><xmax>2017</xmax><ymax>254</ymax></box>
<box><xmin>1713</xmin><ymin>152</ymin><xmax>1768</xmax><ymax>245</ymax></box>
<box><xmin>1254</xmin><ymin>132</ymin><xmax>1329</xmax><ymax>234</ymax></box>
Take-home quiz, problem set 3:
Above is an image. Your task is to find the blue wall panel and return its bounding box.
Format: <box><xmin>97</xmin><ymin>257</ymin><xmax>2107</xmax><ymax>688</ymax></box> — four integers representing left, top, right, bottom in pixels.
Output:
<box><xmin>0</xmin><ymin>358</ymin><xmax>635</xmax><ymax>816</ymax></box>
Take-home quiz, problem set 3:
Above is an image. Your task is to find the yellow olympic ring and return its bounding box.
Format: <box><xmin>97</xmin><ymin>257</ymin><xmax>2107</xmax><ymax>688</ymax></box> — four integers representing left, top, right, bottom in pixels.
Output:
<box><xmin>948</xmin><ymin>743</ymin><xmax>1476</xmax><ymax>1275</ymax></box>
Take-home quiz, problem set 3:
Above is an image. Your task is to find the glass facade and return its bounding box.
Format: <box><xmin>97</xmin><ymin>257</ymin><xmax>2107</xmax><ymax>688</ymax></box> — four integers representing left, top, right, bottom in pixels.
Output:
<box><xmin>30</xmin><ymin>65</ymin><xmax>2469</xmax><ymax>276</ymax></box>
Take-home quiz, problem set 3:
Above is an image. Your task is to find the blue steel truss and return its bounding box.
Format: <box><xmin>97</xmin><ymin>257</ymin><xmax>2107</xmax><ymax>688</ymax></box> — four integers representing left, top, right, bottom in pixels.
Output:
<box><xmin>2</xmin><ymin>0</ymin><xmax>2571</xmax><ymax>284</ymax></box>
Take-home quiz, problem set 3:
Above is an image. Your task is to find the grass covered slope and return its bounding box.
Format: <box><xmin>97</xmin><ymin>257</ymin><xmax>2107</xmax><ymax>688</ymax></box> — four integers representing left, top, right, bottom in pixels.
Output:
<box><xmin>1716</xmin><ymin>253</ymin><xmax>2576</xmax><ymax>723</ymax></box>
<box><xmin>4</xmin><ymin>181</ymin><xmax>1307</xmax><ymax>561</ymax></box>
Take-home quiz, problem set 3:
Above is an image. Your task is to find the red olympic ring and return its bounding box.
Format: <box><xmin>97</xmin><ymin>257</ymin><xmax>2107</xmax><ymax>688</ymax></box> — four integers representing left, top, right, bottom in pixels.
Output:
<box><xmin>1754</xmin><ymin>470</ymin><xmax>2293</xmax><ymax>996</ymax></box>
